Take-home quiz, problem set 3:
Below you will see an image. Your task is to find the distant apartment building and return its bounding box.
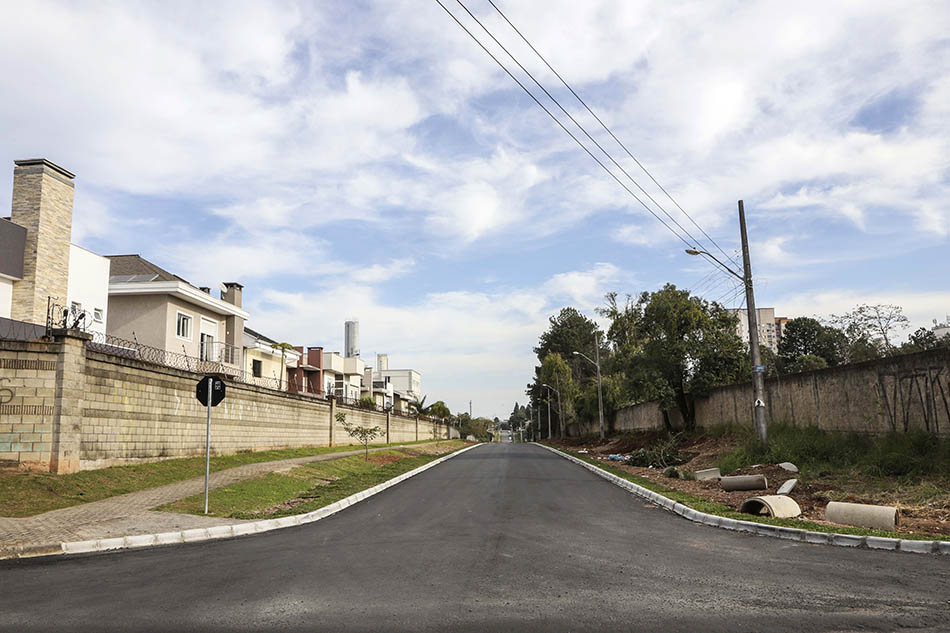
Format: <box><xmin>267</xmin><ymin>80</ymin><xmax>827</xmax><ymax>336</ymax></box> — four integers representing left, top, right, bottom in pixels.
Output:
<box><xmin>728</xmin><ymin>307</ymin><xmax>786</xmax><ymax>353</ymax></box>
<box><xmin>1</xmin><ymin>159</ymin><xmax>110</xmax><ymax>336</ymax></box>
<box><xmin>934</xmin><ymin>316</ymin><xmax>950</xmax><ymax>341</ymax></box>
<box><xmin>105</xmin><ymin>255</ymin><xmax>248</xmax><ymax>374</ymax></box>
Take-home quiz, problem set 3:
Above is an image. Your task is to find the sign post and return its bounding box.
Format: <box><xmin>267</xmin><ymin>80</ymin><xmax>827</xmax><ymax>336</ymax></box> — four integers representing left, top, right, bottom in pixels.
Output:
<box><xmin>196</xmin><ymin>375</ymin><xmax>226</xmax><ymax>514</ymax></box>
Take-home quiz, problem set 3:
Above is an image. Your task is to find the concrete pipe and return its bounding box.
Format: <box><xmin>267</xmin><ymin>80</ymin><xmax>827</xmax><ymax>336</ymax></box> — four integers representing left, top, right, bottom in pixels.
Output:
<box><xmin>719</xmin><ymin>474</ymin><xmax>768</xmax><ymax>491</ymax></box>
<box><xmin>739</xmin><ymin>495</ymin><xmax>802</xmax><ymax>518</ymax></box>
<box><xmin>694</xmin><ymin>467</ymin><xmax>721</xmax><ymax>481</ymax></box>
<box><xmin>825</xmin><ymin>501</ymin><xmax>898</xmax><ymax>531</ymax></box>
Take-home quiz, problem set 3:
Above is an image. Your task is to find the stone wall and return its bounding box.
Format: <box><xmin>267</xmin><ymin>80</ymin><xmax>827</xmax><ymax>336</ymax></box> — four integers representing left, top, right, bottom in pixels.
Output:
<box><xmin>1</xmin><ymin>331</ymin><xmax>450</xmax><ymax>472</ymax></box>
<box><xmin>613</xmin><ymin>348</ymin><xmax>950</xmax><ymax>436</ymax></box>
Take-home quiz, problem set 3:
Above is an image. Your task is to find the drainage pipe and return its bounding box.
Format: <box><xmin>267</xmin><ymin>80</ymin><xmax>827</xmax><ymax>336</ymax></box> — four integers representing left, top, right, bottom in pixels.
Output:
<box><xmin>825</xmin><ymin>501</ymin><xmax>898</xmax><ymax>531</ymax></box>
<box><xmin>719</xmin><ymin>474</ymin><xmax>768</xmax><ymax>491</ymax></box>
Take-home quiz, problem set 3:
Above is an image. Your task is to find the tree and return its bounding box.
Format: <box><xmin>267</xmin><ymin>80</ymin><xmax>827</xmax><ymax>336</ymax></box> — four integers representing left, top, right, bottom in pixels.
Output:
<box><xmin>611</xmin><ymin>284</ymin><xmax>748</xmax><ymax>431</ymax></box>
<box><xmin>428</xmin><ymin>400</ymin><xmax>451</xmax><ymax>419</ymax></box>
<box><xmin>786</xmin><ymin>353</ymin><xmax>828</xmax><ymax>373</ymax></box>
<box><xmin>336</xmin><ymin>412</ymin><xmax>382</xmax><ymax>460</ymax></box>
<box><xmin>831</xmin><ymin>304</ymin><xmax>909</xmax><ymax>356</ymax></box>
<box><xmin>410</xmin><ymin>395</ymin><xmax>431</xmax><ymax>417</ymax></box>
<box><xmin>540</xmin><ymin>352</ymin><xmax>575</xmax><ymax>437</ymax></box>
<box><xmin>778</xmin><ymin>317</ymin><xmax>847</xmax><ymax>367</ymax></box>
<box><xmin>534</xmin><ymin>307</ymin><xmax>602</xmax><ymax>381</ymax></box>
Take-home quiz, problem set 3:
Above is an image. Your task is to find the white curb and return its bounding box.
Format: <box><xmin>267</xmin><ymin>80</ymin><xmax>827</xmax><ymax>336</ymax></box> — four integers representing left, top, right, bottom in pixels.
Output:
<box><xmin>536</xmin><ymin>443</ymin><xmax>947</xmax><ymax>556</ymax></box>
<box><xmin>13</xmin><ymin>443</ymin><xmax>482</xmax><ymax>560</ymax></box>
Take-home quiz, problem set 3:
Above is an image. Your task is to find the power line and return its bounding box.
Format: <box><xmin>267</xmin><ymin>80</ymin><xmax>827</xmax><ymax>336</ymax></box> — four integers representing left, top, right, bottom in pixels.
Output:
<box><xmin>434</xmin><ymin>0</ymin><xmax>708</xmax><ymax>256</ymax></box>
<box><xmin>486</xmin><ymin>0</ymin><xmax>741</xmax><ymax>269</ymax></box>
<box><xmin>453</xmin><ymin>0</ymin><xmax>726</xmax><ymax>275</ymax></box>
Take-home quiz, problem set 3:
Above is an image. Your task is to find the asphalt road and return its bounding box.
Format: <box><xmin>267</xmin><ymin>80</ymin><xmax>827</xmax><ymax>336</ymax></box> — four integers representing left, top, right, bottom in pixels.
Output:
<box><xmin>1</xmin><ymin>443</ymin><xmax>948</xmax><ymax>632</ymax></box>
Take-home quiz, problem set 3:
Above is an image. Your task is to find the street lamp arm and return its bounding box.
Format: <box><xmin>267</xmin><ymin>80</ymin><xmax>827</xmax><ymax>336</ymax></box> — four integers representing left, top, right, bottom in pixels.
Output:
<box><xmin>572</xmin><ymin>350</ymin><xmax>596</xmax><ymax>366</ymax></box>
<box><xmin>686</xmin><ymin>248</ymin><xmax>743</xmax><ymax>282</ymax></box>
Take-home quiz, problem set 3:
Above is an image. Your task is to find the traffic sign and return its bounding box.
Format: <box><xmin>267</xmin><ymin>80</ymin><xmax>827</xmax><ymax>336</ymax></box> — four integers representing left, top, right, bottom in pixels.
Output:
<box><xmin>753</xmin><ymin>365</ymin><xmax>766</xmax><ymax>373</ymax></box>
<box><xmin>196</xmin><ymin>376</ymin><xmax>226</xmax><ymax>407</ymax></box>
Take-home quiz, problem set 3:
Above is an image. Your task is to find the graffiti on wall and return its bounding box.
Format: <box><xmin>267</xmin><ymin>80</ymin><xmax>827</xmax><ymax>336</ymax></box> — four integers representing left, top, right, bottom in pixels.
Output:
<box><xmin>876</xmin><ymin>365</ymin><xmax>950</xmax><ymax>434</ymax></box>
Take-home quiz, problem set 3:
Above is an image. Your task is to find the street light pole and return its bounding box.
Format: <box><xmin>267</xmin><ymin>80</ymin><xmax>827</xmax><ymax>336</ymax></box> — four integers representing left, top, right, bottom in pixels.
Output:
<box><xmin>684</xmin><ymin>199</ymin><xmax>768</xmax><ymax>445</ymax></box>
<box><xmin>738</xmin><ymin>200</ymin><xmax>768</xmax><ymax>446</ymax></box>
<box><xmin>573</xmin><ymin>332</ymin><xmax>605</xmax><ymax>442</ymax></box>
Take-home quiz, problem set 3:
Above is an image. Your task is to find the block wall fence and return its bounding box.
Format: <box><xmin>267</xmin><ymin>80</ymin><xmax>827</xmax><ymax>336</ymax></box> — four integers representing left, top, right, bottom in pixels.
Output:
<box><xmin>0</xmin><ymin>331</ymin><xmax>452</xmax><ymax>473</ymax></box>
<box><xmin>612</xmin><ymin>348</ymin><xmax>950</xmax><ymax>437</ymax></box>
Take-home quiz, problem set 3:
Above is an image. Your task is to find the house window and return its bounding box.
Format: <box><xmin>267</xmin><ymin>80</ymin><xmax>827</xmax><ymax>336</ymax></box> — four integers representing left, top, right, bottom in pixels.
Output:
<box><xmin>93</xmin><ymin>308</ymin><xmax>104</xmax><ymax>323</ymax></box>
<box><xmin>200</xmin><ymin>333</ymin><xmax>214</xmax><ymax>361</ymax></box>
<box><xmin>252</xmin><ymin>359</ymin><xmax>262</xmax><ymax>378</ymax></box>
<box><xmin>176</xmin><ymin>312</ymin><xmax>192</xmax><ymax>340</ymax></box>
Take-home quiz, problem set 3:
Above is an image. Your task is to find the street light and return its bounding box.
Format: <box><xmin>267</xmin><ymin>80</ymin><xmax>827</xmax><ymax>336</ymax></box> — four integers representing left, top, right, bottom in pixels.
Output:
<box><xmin>541</xmin><ymin>382</ymin><xmax>561</xmax><ymax>439</ymax></box>
<box><xmin>573</xmin><ymin>332</ymin><xmax>605</xmax><ymax>442</ymax></box>
<box><xmin>685</xmin><ymin>200</ymin><xmax>767</xmax><ymax>445</ymax></box>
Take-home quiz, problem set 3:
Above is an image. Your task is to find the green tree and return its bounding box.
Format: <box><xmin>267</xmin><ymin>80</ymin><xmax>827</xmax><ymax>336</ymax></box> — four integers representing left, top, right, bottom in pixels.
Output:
<box><xmin>410</xmin><ymin>395</ymin><xmax>431</xmax><ymax>417</ymax></box>
<box><xmin>778</xmin><ymin>317</ymin><xmax>847</xmax><ymax>367</ymax></box>
<box><xmin>786</xmin><ymin>353</ymin><xmax>828</xmax><ymax>373</ymax></box>
<box><xmin>428</xmin><ymin>400</ymin><xmax>451</xmax><ymax>419</ymax></box>
<box><xmin>540</xmin><ymin>352</ymin><xmax>575</xmax><ymax>437</ymax></box>
<box><xmin>270</xmin><ymin>341</ymin><xmax>296</xmax><ymax>388</ymax></box>
<box><xmin>534</xmin><ymin>307</ymin><xmax>602</xmax><ymax>381</ymax></box>
<box><xmin>613</xmin><ymin>284</ymin><xmax>748</xmax><ymax>431</ymax></box>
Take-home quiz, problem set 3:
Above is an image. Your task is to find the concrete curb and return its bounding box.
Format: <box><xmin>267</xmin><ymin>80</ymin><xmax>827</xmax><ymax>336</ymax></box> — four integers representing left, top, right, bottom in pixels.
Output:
<box><xmin>6</xmin><ymin>443</ymin><xmax>482</xmax><ymax>561</ymax></box>
<box><xmin>536</xmin><ymin>443</ymin><xmax>948</xmax><ymax>556</ymax></box>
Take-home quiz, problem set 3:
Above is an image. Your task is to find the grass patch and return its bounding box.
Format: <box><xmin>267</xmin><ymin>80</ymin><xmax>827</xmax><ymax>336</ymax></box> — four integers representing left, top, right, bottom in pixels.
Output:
<box><xmin>0</xmin><ymin>439</ymin><xmax>451</xmax><ymax>518</ymax></box>
<box><xmin>715</xmin><ymin>423</ymin><xmax>950</xmax><ymax>480</ymax></box>
<box><xmin>550</xmin><ymin>444</ymin><xmax>950</xmax><ymax>542</ymax></box>
<box><xmin>159</xmin><ymin>444</ymin><xmax>466</xmax><ymax>519</ymax></box>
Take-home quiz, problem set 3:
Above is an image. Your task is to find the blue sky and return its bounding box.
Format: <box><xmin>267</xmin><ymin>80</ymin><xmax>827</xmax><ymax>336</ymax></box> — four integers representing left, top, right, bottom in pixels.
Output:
<box><xmin>1</xmin><ymin>1</ymin><xmax>948</xmax><ymax>418</ymax></box>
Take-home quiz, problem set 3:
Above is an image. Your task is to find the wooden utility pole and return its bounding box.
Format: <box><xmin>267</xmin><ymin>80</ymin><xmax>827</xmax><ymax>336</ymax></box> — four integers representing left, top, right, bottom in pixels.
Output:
<box><xmin>739</xmin><ymin>200</ymin><xmax>768</xmax><ymax>445</ymax></box>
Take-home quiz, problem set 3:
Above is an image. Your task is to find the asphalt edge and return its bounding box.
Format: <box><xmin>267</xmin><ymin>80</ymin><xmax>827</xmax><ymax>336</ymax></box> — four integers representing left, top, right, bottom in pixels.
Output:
<box><xmin>4</xmin><ymin>442</ymin><xmax>484</xmax><ymax>561</ymax></box>
<box><xmin>535</xmin><ymin>443</ymin><xmax>950</xmax><ymax>556</ymax></box>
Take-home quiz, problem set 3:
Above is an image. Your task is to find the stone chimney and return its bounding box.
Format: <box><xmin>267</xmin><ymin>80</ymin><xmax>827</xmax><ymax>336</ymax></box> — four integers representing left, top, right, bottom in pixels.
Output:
<box><xmin>220</xmin><ymin>282</ymin><xmax>242</xmax><ymax>308</ymax></box>
<box><xmin>220</xmin><ymin>282</ymin><xmax>244</xmax><ymax>364</ymax></box>
<box><xmin>10</xmin><ymin>159</ymin><xmax>75</xmax><ymax>325</ymax></box>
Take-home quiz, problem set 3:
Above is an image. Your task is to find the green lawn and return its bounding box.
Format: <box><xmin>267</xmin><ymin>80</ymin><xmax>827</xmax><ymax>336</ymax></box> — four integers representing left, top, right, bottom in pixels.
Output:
<box><xmin>158</xmin><ymin>442</ymin><xmax>467</xmax><ymax>519</ymax></box>
<box><xmin>551</xmin><ymin>445</ymin><xmax>950</xmax><ymax>543</ymax></box>
<box><xmin>0</xmin><ymin>439</ymin><xmax>450</xmax><ymax>517</ymax></box>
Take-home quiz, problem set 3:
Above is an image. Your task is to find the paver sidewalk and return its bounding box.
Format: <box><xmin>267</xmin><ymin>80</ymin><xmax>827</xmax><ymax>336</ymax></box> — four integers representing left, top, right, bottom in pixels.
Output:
<box><xmin>0</xmin><ymin>442</ymin><xmax>444</xmax><ymax>557</ymax></box>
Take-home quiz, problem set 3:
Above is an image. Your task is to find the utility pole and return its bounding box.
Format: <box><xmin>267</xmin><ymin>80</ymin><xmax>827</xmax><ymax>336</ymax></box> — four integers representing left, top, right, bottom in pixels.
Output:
<box><xmin>684</xmin><ymin>201</ymin><xmax>768</xmax><ymax>446</ymax></box>
<box><xmin>594</xmin><ymin>332</ymin><xmax>605</xmax><ymax>441</ymax></box>
<box><xmin>554</xmin><ymin>373</ymin><xmax>563</xmax><ymax>439</ymax></box>
<box><xmin>739</xmin><ymin>200</ymin><xmax>768</xmax><ymax>445</ymax></box>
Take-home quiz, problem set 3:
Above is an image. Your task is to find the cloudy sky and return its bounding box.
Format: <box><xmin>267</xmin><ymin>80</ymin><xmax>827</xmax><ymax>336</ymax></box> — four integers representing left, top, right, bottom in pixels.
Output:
<box><xmin>2</xmin><ymin>1</ymin><xmax>948</xmax><ymax>417</ymax></box>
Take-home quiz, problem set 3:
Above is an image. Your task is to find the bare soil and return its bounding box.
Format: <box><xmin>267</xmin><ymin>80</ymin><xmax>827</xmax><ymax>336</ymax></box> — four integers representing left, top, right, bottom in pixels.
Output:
<box><xmin>550</xmin><ymin>436</ymin><xmax>950</xmax><ymax>537</ymax></box>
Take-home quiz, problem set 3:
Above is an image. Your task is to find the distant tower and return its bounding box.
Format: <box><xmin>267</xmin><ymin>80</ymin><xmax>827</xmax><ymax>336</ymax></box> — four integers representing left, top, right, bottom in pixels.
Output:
<box><xmin>377</xmin><ymin>354</ymin><xmax>389</xmax><ymax>372</ymax></box>
<box><xmin>345</xmin><ymin>320</ymin><xmax>360</xmax><ymax>358</ymax></box>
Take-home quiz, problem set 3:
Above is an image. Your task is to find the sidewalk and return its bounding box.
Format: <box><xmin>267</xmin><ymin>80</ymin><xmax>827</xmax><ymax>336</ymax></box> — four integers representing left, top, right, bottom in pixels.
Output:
<box><xmin>0</xmin><ymin>442</ymin><xmax>442</xmax><ymax>558</ymax></box>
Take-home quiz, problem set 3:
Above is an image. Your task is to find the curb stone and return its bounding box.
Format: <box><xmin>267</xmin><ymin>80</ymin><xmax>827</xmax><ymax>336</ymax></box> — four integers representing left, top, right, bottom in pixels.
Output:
<box><xmin>3</xmin><ymin>443</ymin><xmax>482</xmax><ymax>561</ymax></box>
<box><xmin>535</xmin><ymin>443</ymin><xmax>947</xmax><ymax>556</ymax></box>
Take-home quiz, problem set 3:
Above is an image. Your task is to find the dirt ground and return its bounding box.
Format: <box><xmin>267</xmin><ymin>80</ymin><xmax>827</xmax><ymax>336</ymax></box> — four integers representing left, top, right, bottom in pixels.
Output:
<box><xmin>550</xmin><ymin>436</ymin><xmax>950</xmax><ymax>537</ymax></box>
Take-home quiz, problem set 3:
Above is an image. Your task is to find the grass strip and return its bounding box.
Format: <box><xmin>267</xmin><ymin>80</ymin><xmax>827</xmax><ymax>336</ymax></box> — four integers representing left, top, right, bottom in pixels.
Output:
<box><xmin>550</xmin><ymin>444</ymin><xmax>950</xmax><ymax>543</ymax></box>
<box><xmin>158</xmin><ymin>443</ymin><xmax>466</xmax><ymax>519</ymax></box>
<box><xmin>0</xmin><ymin>439</ymin><xmax>450</xmax><ymax>517</ymax></box>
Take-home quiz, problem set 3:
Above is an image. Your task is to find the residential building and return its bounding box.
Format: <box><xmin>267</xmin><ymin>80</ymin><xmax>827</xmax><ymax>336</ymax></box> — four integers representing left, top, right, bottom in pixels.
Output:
<box><xmin>1</xmin><ymin>159</ymin><xmax>109</xmax><ymax>335</ymax></box>
<box><xmin>934</xmin><ymin>317</ymin><xmax>950</xmax><ymax>341</ymax></box>
<box><xmin>378</xmin><ymin>367</ymin><xmax>421</xmax><ymax>399</ymax></box>
<box><xmin>288</xmin><ymin>346</ymin><xmax>324</xmax><ymax>397</ymax></box>
<box><xmin>242</xmin><ymin>326</ymin><xmax>301</xmax><ymax>390</ymax></box>
<box><xmin>361</xmin><ymin>366</ymin><xmax>394</xmax><ymax>409</ymax></box>
<box><xmin>106</xmin><ymin>255</ymin><xmax>248</xmax><ymax>375</ymax></box>
<box><xmin>728</xmin><ymin>307</ymin><xmax>781</xmax><ymax>353</ymax></box>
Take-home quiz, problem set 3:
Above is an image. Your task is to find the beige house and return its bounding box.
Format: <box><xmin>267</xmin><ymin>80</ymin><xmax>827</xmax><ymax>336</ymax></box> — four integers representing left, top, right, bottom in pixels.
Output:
<box><xmin>243</xmin><ymin>326</ymin><xmax>301</xmax><ymax>390</ymax></box>
<box><xmin>105</xmin><ymin>255</ymin><xmax>248</xmax><ymax>375</ymax></box>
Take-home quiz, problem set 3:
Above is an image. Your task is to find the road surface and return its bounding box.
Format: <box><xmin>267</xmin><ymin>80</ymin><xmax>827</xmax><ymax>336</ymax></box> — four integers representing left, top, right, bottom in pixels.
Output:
<box><xmin>1</xmin><ymin>443</ymin><xmax>947</xmax><ymax>632</ymax></box>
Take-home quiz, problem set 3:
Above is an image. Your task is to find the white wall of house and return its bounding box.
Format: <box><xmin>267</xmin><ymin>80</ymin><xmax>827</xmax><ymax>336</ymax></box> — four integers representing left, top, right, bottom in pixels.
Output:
<box><xmin>66</xmin><ymin>244</ymin><xmax>110</xmax><ymax>336</ymax></box>
<box><xmin>379</xmin><ymin>369</ymin><xmax>421</xmax><ymax>398</ymax></box>
<box><xmin>0</xmin><ymin>277</ymin><xmax>12</xmax><ymax>319</ymax></box>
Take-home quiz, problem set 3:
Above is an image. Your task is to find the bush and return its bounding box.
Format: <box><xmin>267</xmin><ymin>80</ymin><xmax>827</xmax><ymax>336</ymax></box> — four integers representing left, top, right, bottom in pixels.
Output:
<box><xmin>625</xmin><ymin>433</ymin><xmax>688</xmax><ymax>468</ymax></box>
<box><xmin>716</xmin><ymin>422</ymin><xmax>950</xmax><ymax>480</ymax></box>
